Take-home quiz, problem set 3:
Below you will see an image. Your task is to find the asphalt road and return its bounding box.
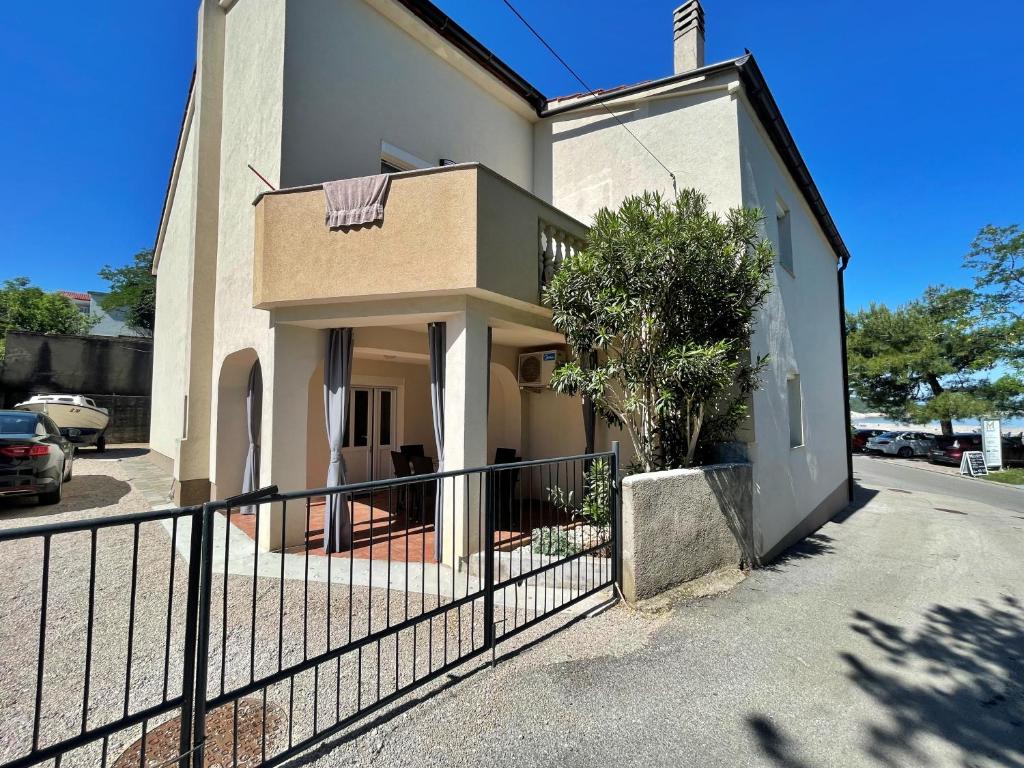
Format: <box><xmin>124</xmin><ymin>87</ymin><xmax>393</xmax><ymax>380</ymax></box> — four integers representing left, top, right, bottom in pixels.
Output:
<box><xmin>854</xmin><ymin>453</ymin><xmax>1024</xmax><ymax>513</ymax></box>
<box><xmin>299</xmin><ymin>459</ymin><xmax>1023</xmax><ymax>768</ymax></box>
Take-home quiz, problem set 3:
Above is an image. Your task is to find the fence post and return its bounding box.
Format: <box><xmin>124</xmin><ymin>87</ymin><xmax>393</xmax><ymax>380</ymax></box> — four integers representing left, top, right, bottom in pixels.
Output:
<box><xmin>190</xmin><ymin>502</ymin><xmax>216</xmax><ymax>766</ymax></box>
<box><xmin>610</xmin><ymin>441</ymin><xmax>623</xmax><ymax>595</ymax></box>
<box><xmin>177</xmin><ymin>507</ymin><xmax>205</xmax><ymax>768</ymax></box>
<box><xmin>482</xmin><ymin>469</ymin><xmax>496</xmax><ymax>665</ymax></box>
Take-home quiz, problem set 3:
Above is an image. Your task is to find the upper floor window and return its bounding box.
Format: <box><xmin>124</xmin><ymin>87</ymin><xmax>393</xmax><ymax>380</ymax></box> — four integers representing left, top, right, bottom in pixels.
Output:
<box><xmin>787</xmin><ymin>373</ymin><xmax>803</xmax><ymax>448</ymax></box>
<box><xmin>776</xmin><ymin>199</ymin><xmax>794</xmax><ymax>276</ymax></box>
<box><xmin>380</xmin><ymin>141</ymin><xmax>429</xmax><ymax>175</ymax></box>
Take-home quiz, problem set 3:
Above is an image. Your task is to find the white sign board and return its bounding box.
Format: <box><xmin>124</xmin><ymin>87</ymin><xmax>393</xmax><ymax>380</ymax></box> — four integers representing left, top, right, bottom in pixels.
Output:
<box><xmin>982</xmin><ymin>419</ymin><xmax>1002</xmax><ymax>469</ymax></box>
<box><xmin>960</xmin><ymin>451</ymin><xmax>989</xmax><ymax>477</ymax></box>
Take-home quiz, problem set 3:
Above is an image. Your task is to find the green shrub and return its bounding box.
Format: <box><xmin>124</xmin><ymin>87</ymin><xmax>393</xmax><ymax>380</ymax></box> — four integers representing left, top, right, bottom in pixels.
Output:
<box><xmin>530</xmin><ymin>527</ymin><xmax>580</xmax><ymax>557</ymax></box>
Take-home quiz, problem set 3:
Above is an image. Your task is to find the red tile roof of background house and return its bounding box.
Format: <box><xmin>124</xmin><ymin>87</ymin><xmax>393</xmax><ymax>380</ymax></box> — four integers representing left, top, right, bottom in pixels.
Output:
<box><xmin>58</xmin><ymin>290</ymin><xmax>91</xmax><ymax>302</ymax></box>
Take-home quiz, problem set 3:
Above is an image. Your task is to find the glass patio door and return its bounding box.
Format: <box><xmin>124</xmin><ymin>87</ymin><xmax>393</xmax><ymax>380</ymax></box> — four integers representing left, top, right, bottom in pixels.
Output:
<box><xmin>341</xmin><ymin>387</ymin><xmax>397</xmax><ymax>484</ymax></box>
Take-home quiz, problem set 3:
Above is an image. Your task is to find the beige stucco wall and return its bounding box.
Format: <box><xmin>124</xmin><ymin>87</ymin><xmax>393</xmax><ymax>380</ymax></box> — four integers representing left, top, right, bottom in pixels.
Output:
<box><xmin>254</xmin><ymin>168</ymin><xmax>477</xmax><ymax>307</ymax></box>
<box><xmin>150</xmin><ymin>121</ymin><xmax>196</xmax><ymax>461</ymax></box>
<box><xmin>279</xmin><ymin>0</ymin><xmax>534</xmax><ymax>190</ymax></box>
<box><xmin>737</xmin><ymin>99</ymin><xmax>848</xmax><ymax>557</ymax></box>
<box><xmin>207</xmin><ymin>0</ymin><xmax>286</xmax><ymax>493</ymax></box>
<box><xmin>253</xmin><ymin>164</ymin><xmax>586</xmax><ymax>309</ymax></box>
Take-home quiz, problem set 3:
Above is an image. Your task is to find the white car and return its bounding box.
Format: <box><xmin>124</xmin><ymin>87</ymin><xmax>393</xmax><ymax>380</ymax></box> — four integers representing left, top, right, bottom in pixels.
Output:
<box><xmin>865</xmin><ymin>431</ymin><xmax>937</xmax><ymax>458</ymax></box>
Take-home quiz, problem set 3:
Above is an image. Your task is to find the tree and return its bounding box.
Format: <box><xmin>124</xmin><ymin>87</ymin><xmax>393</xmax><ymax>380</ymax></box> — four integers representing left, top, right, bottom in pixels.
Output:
<box><xmin>964</xmin><ymin>223</ymin><xmax>1023</xmax><ymax>371</ymax></box>
<box><xmin>965</xmin><ymin>224</ymin><xmax>1024</xmax><ymax>320</ymax></box>
<box><xmin>98</xmin><ymin>249</ymin><xmax>156</xmax><ymax>336</ymax></box>
<box><xmin>0</xmin><ymin>277</ymin><xmax>95</xmax><ymax>356</ymax></box>
<box><xmin>846</xmin><ymin>286</ymin><xmax>1022</xmax><ymax>435</ymax></box>
<box><xmin>545</xmin><ymin>189</ymin><xmax>775</xmax><ymax>472</ymax></box>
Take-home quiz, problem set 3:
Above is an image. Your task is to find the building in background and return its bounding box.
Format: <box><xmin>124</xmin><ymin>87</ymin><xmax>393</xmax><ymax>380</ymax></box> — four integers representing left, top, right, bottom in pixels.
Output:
<box><xmin>57</xmin><ymin>290</ymin><xmax>147</xmax><ymax>338</ymax></box>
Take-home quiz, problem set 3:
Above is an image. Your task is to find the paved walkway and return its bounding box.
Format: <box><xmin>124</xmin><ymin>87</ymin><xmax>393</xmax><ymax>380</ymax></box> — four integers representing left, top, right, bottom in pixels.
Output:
<box><xmin>293</xmin><ymin>460</ymin><xmax>1024</xmax><ymax>768</ymax></box>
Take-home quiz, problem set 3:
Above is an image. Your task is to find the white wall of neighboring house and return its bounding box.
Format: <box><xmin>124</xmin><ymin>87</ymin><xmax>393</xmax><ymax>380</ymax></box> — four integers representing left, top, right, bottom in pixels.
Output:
<box><xmin>279</xmin><ymin>0</ymin><xmax>535</xmax><ymax>190</ymax></box>
<box><xmin>150</xmin><ymin>121</ymin><xmax>197</xmax><ymax>463</ymax></box>
<box><xmin>736</xmin><ymin>99</ymin><xmax>848</xmax><ymax>558</ymax></box>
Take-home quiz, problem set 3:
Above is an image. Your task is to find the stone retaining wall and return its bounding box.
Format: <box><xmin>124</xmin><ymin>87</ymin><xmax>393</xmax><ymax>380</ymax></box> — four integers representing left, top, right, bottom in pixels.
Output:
<box><xmin>621</xmin><ymin>463</ymin><xmax>754</xmax><ymax>603</ymax></box>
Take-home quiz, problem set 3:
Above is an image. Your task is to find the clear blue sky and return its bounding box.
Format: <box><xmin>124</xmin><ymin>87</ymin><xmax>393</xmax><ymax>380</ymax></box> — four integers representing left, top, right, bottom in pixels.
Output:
<box><xmin>1</xmin><ymin>0</ymin><xmax>1021</xmax><ymax>313</ymax></box>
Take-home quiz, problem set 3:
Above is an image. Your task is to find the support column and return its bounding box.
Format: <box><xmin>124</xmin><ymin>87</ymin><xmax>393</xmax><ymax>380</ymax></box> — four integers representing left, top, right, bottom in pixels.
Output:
<box><xmin>441</xmin><ymin>308</ymin><xmax>490</xmax><ymax>567</ymax></box>
<box><xmin>172</xmin><ymin>1</ymin><xmax>226</xmax><ymax>506</ymax></box>
<box><xmin>259</xmin><ymin>325</ymin><xmax>322</xmax><ymax>551</ymax></box>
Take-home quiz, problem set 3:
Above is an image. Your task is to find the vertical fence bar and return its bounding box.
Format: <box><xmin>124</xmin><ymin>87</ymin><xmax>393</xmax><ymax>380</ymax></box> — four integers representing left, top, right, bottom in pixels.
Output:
<box><xmin>31</xmin><ymin>535</ymin><xmax>51</xmax><ymax>752</ymax></box>
<box><xmin>610</xmin><ymin>441</ymin><xmax>622</xmax><ymax>594</ymax></box>
<box><xmin>178</xmin><ymin>507</ymin><xmax>205</xmax><ymax>768</ymax></box>
<box><xmin>483</xmin><ymin>468</ymin><xmax>496</xmax><ymax>664</ymax></box>
<box><xmin>191</xmin><ymin>503</ymin><xmax>217</xmax><ymax>766</ymax></box>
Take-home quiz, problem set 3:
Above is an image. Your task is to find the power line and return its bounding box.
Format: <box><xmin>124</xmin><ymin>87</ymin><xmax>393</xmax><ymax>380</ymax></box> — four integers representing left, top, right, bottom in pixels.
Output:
<box><xmin>499</xmin><ymin>0</ymin><xmax>678</xmax><ymax>195</ymax></box>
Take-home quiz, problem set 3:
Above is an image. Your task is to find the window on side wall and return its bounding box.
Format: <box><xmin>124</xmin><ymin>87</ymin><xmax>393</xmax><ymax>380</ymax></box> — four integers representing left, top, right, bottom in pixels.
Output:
<box><xmin>776</xmin><ymin>199</ymin><xmax>794</xmax><ymax>276</ymax></box>
<box><xmin>787</xmin><ymin>374</ymin><xmax>803</xmax><ymax>448</ymax></box>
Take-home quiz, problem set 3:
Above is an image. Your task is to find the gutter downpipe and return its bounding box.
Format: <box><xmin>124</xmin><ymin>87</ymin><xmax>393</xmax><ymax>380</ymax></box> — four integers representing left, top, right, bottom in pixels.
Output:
<box><xmin>837</xmin><ymin>259</ymin><xmax>854</xmax><ymax>501</ymax></box>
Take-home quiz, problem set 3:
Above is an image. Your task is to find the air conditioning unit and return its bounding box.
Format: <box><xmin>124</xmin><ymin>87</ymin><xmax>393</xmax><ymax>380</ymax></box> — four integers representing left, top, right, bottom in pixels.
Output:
<box><xmin>517</xmin><ymin>350</ymin><xmax>564</xmax><ymax>388</ymax></box>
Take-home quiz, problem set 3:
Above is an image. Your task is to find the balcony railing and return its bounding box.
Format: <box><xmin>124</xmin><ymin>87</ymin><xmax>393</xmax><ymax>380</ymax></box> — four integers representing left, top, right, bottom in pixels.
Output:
<box><xmin>252</xmin><ymin>163</ymin><xmax>587</xmax><ymax>310</ymax></box>
<box><xmin>538</xmin><ymin>222</ymin><xmax>585</xmax><ymax>300</ymax></box>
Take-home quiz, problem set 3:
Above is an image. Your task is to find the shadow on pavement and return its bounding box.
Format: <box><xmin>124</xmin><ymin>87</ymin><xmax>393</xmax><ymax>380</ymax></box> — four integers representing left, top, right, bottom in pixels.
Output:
<box><xmin>0</xmin><ymin>474</ymin><xmax>133</xmax><ymax>518</ymax></box>
<box><xmin>746</xmin><ymin>716</ymin><xmax>814</xmax><ymax>768</ymax></box>
<box><xmin>85</xmin><ymin>446</ymin><xmax>150</xmax><ymax>460</ymax></box>
<box><xmin>762</xmin><ymin>533</ymin><xmax>836</xmax><ymax>571</ymax></box>
<box><xmin>831</xmin><ymin>482</ymin><xmax>878</xmax><ymax>524</ymax></box>
<box><xmin>842</xmin><ymin>596</ymin><xmax>1024</xmax><ymax>766</ymax></box>
<box><xmin>748</xmin><ymin>596</ymin><xmax>1024</xmax><ymax>767</ymax></box>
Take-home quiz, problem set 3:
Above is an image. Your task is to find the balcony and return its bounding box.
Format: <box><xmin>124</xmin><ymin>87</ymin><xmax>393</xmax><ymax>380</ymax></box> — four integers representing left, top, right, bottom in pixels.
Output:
<box><xmin>252</xmin><ymin>163</ymin><xmax>586</xmax><ymax>310</ymax></box>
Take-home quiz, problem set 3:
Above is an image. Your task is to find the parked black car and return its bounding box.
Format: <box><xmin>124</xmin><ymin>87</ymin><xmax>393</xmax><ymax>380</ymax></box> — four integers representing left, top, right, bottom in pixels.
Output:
<box><xmin>0</xmin><ymin>410</ymin><xmax>74</xmax><ymax>505</ymax></box>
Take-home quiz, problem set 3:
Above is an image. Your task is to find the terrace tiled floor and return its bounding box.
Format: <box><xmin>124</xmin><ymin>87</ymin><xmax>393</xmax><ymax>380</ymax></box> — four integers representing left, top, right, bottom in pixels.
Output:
<box><xmin>223</xmin><ymin>491</ymin><xmax>570</xmax><ymax>565</ymax></box>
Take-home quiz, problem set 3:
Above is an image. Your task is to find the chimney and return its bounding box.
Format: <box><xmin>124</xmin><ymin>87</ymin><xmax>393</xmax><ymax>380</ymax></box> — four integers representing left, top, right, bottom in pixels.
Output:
<box><xmin>673</xmin><ymin>1</ymin><xmax>705</xmax><ymax>74</ymax></box>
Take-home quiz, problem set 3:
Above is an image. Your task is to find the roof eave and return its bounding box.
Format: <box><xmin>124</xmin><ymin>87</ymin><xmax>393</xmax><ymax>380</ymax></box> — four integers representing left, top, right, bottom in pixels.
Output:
<box><xmin>735</xmin><ymin>56</ymin><xmax>851</xmax><ymax>269</ymax></box>
<box><xmin>393</xmin><ymin>0</ymin><xmax>546</xmax><ymax>113</ymax></box>
<box><xmin>151</xmin><ymin>69</ymin><xmax>196</xmax><ymax>274</ymax></box>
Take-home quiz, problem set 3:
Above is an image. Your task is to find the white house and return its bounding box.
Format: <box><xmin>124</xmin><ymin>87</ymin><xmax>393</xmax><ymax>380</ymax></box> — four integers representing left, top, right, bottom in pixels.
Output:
<box><xmin>150</xmin><ymin>0</ymin><xmax>852</xmax><ymax>564</ymax></box>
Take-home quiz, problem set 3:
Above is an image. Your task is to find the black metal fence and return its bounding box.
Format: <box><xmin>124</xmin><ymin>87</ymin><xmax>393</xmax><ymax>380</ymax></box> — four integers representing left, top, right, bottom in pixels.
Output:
<box><xmin>0</xmin><ymin>447</ymin><xmax>620</xmax><ymax>768</ymax></box>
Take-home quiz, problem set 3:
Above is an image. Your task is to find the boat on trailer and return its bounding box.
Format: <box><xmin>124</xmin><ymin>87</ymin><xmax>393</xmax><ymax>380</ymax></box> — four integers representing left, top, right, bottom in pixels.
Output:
<box><xmin>15</xmin><ymin>394</ymin><xmax>110</xmax><ymax>451</ymax></box>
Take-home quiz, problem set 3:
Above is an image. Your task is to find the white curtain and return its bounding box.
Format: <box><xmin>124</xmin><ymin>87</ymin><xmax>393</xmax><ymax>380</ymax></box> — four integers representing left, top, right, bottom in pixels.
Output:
<box><xmin>427</xmin><ymin>322</ymin><xmax>445</xmax><ymax>562</ymax></box>
<box><xmin>241</xmin><ymin>361</ymin><xmax>262</xmax><ymax>515</ymax></box>
<box><xmin>324</xmin><ymin>328</ymin><xmax>353</xmax><ymax>553</ymax></box>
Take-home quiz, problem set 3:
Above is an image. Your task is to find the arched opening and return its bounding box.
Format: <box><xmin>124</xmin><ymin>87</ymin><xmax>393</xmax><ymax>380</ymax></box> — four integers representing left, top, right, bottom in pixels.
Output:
<box><xmin>214</xmin><ymin>348</ymin><xmax>260</xmax><ymax>499</ymax></box>
<box><xmin>487</xmin><ymin>362</ymin><xmax>522</xmax><ymax>462</ymax></box>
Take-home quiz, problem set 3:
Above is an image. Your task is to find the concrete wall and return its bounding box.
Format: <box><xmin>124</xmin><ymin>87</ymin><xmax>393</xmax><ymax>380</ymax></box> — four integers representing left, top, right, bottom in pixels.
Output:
<box><xmin>150</xmin><ymin>119</ymin><xmax>196</xmax><ymax>462</ymax></box>
<box><xmin>736</xmin><ymin>99</ymin><xmax>848</xmax><ymax>559</ymax></box>
<box><xmin>280</xmin><ymin>0</ymin><xmax>534</xmax><ymax>190</ymax></box>
<box><xmin>621</xmin><ymin>463</ymin><xmax>754</xmax><ymax>603</ymax></box>
<box><xmin>1</xmin><ymin>331</ymin><xmax>153</xmax><ymax>400</ymax></box>
<box><xmin>0</xmin><ymin>332</ymin><xmax>154</xmax><ymax>444</ymax></box>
